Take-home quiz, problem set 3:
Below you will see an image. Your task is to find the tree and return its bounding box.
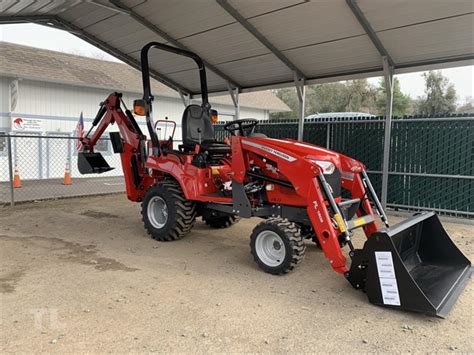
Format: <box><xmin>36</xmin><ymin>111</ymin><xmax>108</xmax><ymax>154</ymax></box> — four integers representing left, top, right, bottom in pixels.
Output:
<box><xmin>270</xmin><ymin>88</ymin><xmax>300</xmax><ymax>120</ymax></box>
<box><xmin>305</xmin><ymin>82</ymin><xmax>349</xmax><ymax>113</ymax></box>
<box><xmin>306</xmin><ymin>80</ymin><xmax>377</xmax><ymax>114</ymax></box>
<box><xmin>270</xmin><ymin>78</ymin><xmax>412</xmax><ymax>119</ymax></box>
<box><xmin>375</xmin><ymin>78</ymin><xmax>411</xmax><ymax>116</ymax></box>
<box><xmin>457</xmin><ymin>97</ymin><xmax>474</xmax><ymax>113</ymax></box>
<box><xmin>414</xmin><ymin>71</ymin><xmax>457</xmax><ymax>115</ymax></box>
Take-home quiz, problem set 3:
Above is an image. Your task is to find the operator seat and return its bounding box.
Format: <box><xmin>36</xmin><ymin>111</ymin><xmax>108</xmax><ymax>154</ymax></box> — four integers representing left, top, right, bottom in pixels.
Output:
<box><xmin>181</xmin><ymin>105</ymin><xmax>231</xmax><ymax>154</ymax></box>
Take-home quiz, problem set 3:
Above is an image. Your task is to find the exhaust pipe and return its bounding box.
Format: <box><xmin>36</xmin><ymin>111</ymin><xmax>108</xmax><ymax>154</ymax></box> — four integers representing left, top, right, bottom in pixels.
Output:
<box><xmin>348</xmin><ymin>212</ymin><xmax>471</xmax><ymax>317</ymax></box>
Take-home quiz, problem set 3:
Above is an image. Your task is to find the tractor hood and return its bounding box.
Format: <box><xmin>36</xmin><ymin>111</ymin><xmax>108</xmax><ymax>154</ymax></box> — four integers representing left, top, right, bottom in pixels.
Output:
<box><xmin>247</xmin><ymin>137</ymin><xmax>363</xmax><ymax>171</ymax></box>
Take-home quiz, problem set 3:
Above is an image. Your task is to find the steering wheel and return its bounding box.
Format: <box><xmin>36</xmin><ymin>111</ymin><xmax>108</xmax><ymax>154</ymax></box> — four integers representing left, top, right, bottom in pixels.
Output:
<box><xmin>224</xmin><ymin>118</ymin><xmax>258</xmax><ymax>137</ymax></box>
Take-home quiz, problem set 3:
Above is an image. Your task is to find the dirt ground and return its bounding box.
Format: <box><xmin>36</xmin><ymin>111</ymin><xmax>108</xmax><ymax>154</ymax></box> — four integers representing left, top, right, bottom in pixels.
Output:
<box><xmin>1</xmin><ymin>194</ymin><xmax>472</xmax><ymax>353</ymax></box>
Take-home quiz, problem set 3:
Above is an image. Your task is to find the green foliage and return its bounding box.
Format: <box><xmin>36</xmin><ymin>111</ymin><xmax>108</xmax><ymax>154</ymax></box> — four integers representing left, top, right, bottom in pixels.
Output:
<box><xmin>270</xmin><ymin>71</ymin><xmax>459</xmax><ymax>120</ymax></box>
<box><xmin>270</xmin><ymin>88</ymin><xmax>299</xmax><ymax>120</ymax></box>
<box><xmin>456</xmin><ymin>97</ymin><xmax>474</xmax><ymax>113</ymax></box>
<box><xmin>306</xmin><ymin>80</ymin><xmax>378</xmax><ymax>114</ymax></box>
<box><xmin>375</xmin><ymin>78</ymin><xmax>411</xmax><ymax>116</ymax></box>
<box><xmin>271</xmin><ymin>80</ymin><xmax>379</xmax><ymax>119</ymax></box>
<box><xmin>414</xmin><ymin>71</ymin><xmax>457</xmax><ymax>115</ymax></box>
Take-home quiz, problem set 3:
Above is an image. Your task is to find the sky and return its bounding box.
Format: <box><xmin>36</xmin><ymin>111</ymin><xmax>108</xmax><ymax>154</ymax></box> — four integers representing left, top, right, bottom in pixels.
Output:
<box><xmin>1</xmin><ymin>23</ymin><xmax>473</xmax><ymax>103</ymax></box>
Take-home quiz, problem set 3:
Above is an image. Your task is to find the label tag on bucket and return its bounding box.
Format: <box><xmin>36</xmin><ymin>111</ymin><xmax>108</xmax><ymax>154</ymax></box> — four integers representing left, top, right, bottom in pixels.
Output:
<box><xmin>375</xmin><ymin>252</ymin><xmax>401</xmax><ymax>306</ymax></box>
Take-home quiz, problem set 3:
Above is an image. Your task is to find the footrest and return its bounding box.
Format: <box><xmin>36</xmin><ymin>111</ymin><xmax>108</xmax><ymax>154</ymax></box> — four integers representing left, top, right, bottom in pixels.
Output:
<box><xmin>347</xmin><ymin>214</ymin><xmax>374</xmax><ymax>230</ymax></box>
<box><xmin>338</xmin><ymin>198</ymin><xmax>361</xmax><ymax>220</ymax></box>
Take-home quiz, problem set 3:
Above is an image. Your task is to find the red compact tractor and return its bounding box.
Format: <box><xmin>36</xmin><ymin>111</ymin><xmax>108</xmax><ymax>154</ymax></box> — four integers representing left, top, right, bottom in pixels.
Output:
<box><xmin>78</xmin><ymin>42</ymin><xmax>471</xmax><ymax>317</ymax></box>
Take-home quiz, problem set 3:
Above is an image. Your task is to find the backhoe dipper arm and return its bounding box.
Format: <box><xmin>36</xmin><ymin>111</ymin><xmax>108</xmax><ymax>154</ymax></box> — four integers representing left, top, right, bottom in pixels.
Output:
<box><xmin>82</xmin><ymin>92</ymin><xmax>142</xmax><ymax>151</ymax></box>
<box><xmin>80</xmin><ymin>92</ymin><xmax>153</xmax><ymax>202</ymax></box>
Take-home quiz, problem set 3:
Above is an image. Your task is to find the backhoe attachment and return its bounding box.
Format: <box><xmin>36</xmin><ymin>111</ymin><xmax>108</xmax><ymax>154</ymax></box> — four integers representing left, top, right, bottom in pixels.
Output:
<box><xmin>78</xmin><ymin>151</ymin><xmax>114</xmax><ymax>174</ymax></box>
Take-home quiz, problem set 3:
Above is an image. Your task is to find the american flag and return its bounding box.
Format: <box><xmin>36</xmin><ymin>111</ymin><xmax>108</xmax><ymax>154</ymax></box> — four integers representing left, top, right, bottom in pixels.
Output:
<box><xmin>75</xmin><ymin>112</ymin><xmax>84</xmax><ymax>151</ymax></box>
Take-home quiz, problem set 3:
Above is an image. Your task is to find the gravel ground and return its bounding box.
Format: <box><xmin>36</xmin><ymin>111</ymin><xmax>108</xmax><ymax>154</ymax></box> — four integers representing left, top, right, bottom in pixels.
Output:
<box><xmin>1</xmin><ymin>194</ymin><xmax>472</xmax><ymax>353</ymax></box>
<box><xmin>0</xmin><ymin>176</ymin><xmax>124</xmax><ymax>204</ymax></box>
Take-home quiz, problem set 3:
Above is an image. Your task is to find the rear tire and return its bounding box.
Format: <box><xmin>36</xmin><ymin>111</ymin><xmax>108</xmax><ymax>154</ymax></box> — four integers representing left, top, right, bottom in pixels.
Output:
<box><xmin>202</xmin><ymin>213</ymin><xmax>240</xmax><ymax>228</ymax></box>
<box><xmin>141</xmin><ymin>181</ymin><xmax>196</xmax><ymax>241</ymax></box>
<box><xmin>250</xmin><ymin>218</ymin><xmax>305</xmax><ymax>275</ymax></box>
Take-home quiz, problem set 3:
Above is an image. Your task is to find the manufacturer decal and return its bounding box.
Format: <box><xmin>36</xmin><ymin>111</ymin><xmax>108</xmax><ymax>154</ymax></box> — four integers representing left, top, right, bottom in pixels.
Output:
<box><xmin>313</xmin><ymin>201</ymin><xmax>324</xmax><ymax>223</ymax></box>
<box><xmin>341</xmin><ymin>171</ymin><xmax>354</xmax><ymax>181</ymax></box>
<box><xmin>242</xmin><ymin>140</ymin><xmax>297</xmax><ymax>162</ymax></box>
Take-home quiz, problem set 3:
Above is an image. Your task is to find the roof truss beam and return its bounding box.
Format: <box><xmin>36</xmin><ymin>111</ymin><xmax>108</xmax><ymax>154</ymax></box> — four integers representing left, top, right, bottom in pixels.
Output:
<box><xmin>107</xmin><ymin>0</ymin><xmax>242</xmax><ymax>90</ymax></box>
<box><xmin>216</xmin><ymin>0</ymin><xmax>307</xmax><ymax>80</ymax></box>
<box><xmin>55</xmin><ymin>17</ymin><xmax>193</xmax><ymax>95</ymax></box>
<box><xmin>86</xmin><ymin>0</ymin><xmax>131</xmax><ymax>15</ymax></box>
<box><xmin>345</xmin><ymin>0</ymin><xmax>395</xmax><ymax>67</ymax></box>
<box><xmin>0</xmin><ymin>15</ymin><xmax>193</xmax><ymax>95</ymax></box>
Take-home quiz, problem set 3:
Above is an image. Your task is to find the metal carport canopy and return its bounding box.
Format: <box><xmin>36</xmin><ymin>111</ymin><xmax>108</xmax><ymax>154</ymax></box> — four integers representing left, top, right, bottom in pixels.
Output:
<box><xmin>1</xmin><ymin>0</ymin><xmax>473</xmax><ymax>97</ymax></box>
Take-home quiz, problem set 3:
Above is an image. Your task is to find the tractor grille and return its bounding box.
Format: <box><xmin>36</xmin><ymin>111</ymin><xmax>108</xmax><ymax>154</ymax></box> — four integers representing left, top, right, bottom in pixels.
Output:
<box><xmin>325</xmin><ymin>169</ymin><xmax>341</xmax><ymax>197</ymax></box>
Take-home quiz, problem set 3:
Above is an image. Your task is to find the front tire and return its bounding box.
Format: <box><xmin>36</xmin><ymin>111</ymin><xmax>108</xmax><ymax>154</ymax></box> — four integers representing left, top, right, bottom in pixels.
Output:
<box><xmin>250</xmin><ymin>218</ymin><xmax>306</xmax><ymax>274</ymax></box>
<box><xmin>142</xmin><ymin>181</ymin><xmax>196</xmax><ymax>241</ymax></box>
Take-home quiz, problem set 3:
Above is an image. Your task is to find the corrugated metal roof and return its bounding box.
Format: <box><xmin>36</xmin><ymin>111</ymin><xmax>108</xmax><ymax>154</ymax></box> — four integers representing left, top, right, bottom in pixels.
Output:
<box><xmin>0</xmin><ymin>0</ymin><xmax>472</xmax><ymax>95</ymax></box>
<box><xmin>0</xmin><ymin>41</ymin><xmax>290</xmax><ymax>112</ymax></box>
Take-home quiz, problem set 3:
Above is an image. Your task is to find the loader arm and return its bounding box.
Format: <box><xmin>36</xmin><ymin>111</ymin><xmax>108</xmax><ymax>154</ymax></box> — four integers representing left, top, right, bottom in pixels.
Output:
<box><xmin>233</xmin><ymin>137</ymin><xmax>368</xmax><ymax>274</ymax></box>
<box><xmin>79</xmin><ymin>92</ymin><xmax>153</xmax><ymax>202</ymax></box>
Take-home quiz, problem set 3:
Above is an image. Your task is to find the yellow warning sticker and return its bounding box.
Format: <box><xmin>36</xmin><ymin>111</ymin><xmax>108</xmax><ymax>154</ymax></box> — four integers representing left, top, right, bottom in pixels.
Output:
<box><xmin>211</xmin><ymin>168</ymin><xmax>220</xmax><ymax>175</ymax></box>
<box><xmin>334</xmin><ymin>213</ymin><xmax>347</xmax><ymax>232</ymax></box>
<box><xmin>353</xmin><ymin>217</ymin><xmax>366</xmax><ymax>227</ymax></box>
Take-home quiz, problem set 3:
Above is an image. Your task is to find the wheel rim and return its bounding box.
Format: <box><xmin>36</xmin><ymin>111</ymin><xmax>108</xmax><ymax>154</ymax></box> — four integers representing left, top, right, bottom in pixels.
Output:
<box><xmin>255</xmin><ymin>230</ymin><xmax>286</xmax><ymax>267</ymax></box>
<box><xmin>148</xmin><ymin>196</ymin><xmax>168</xmax><ymax>229</ymax></box>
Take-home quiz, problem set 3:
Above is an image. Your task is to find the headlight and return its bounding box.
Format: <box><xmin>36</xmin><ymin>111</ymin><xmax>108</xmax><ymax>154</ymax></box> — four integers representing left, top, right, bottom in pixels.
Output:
<box><xmin>312</xmin><ymin>160</ymin><xmax>336</xmax><ymax>175</ymax></box>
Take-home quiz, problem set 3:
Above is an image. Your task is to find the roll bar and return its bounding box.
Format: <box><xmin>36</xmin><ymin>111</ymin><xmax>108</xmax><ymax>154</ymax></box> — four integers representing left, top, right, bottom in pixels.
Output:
<box><xmin>140</xmin><ymin>42</ymin><xmax>210</xmax><ymax>153</ymax></box>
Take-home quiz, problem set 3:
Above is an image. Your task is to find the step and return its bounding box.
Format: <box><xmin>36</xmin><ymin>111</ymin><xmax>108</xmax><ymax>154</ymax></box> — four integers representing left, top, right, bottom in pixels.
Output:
<box><xmin>346</xmin><ymin>214</ymin><xmax>374</xmax><ymax>230</ymax></box>
<box><xmin>338</xmin><ymin>198</ymin><xmax>361</xmax><ymax>220</ymax></box>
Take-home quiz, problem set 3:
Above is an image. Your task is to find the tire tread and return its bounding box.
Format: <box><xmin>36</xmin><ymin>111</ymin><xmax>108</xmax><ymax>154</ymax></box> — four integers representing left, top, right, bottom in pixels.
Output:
<box><xmin>250</xmin><ymin>217</ymin><xmax>306</xmax><ymax>275</ymax></box>
<box><xmin>141</xmin><ymin>180</ymin><xmax>196</xmax><ymax>241</ymax></box>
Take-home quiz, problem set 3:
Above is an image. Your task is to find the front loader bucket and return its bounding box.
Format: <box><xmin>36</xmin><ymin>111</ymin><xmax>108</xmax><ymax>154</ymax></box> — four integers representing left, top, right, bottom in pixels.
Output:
<box><xmin>78</xmin><ymin>152</ymin><xmax>114</xmax><ymax>174</ymax></box>
<box><xmin>349</xmin><ymin>212</ymin><xmax>471</xmax><ymax>317</ymax></box>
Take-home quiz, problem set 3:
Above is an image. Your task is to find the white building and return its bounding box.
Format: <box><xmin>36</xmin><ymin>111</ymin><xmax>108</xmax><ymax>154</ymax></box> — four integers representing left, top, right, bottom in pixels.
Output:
<box><xmin>0</xmin><ymin>42</ymin><xmax>289</xmax><ymax>181</ymax></box>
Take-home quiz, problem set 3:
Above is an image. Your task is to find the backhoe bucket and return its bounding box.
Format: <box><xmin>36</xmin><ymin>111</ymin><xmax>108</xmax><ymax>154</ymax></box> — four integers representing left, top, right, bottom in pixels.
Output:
<box><xmin>78</xmin><ymin>152</ymin><xmax>114</xmax><ymax>174</ymax></box>
<box><xmin>349</xmin><ymin>212</ymin><xmax>471</xmax><ymax>317</ymax></box>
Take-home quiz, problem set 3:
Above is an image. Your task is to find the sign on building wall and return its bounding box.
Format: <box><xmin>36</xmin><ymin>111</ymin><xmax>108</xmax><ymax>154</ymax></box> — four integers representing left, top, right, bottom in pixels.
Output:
<box><xmin>11</xmin><ymin>117</ymin><xmax>43</xmax><ymax>131</ymax></box>
<box><xmin>10</xmin><ymin>80</ymin><xmax>19</xmax><ymax>112</ymax></box>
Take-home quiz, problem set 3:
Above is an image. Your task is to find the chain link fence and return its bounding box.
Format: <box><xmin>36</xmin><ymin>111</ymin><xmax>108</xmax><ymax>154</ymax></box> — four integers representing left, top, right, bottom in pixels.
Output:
<box><xmin>215</xmin><ymin>114</ymin><xmax>474</xmax><ymax>218</ymax></box>
<box><xmin>2</xmin><ymin>115</ymin><xmax>473</xmax><ymax>218</ymax></box>
<box><xmin>0</xmin><ymin>134</ymin><xmax>123</xmax><ymax>205</ymax></box>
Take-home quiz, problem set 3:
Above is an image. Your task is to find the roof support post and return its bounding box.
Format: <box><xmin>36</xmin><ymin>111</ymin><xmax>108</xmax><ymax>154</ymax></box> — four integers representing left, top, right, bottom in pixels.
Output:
<box><xmin>381</xmin><ymin>56</ymin><xmax>394</xmax><ymax>210</ymax></box>
<box><xmin>228</xmin><ymin>84</ymin><xmax>240</xmax><ymax>120</ymax></box>
<box><xmin>294</xmin><ymin>73</ymin><xmax>306</xmax><ymax>141</ymax></box>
